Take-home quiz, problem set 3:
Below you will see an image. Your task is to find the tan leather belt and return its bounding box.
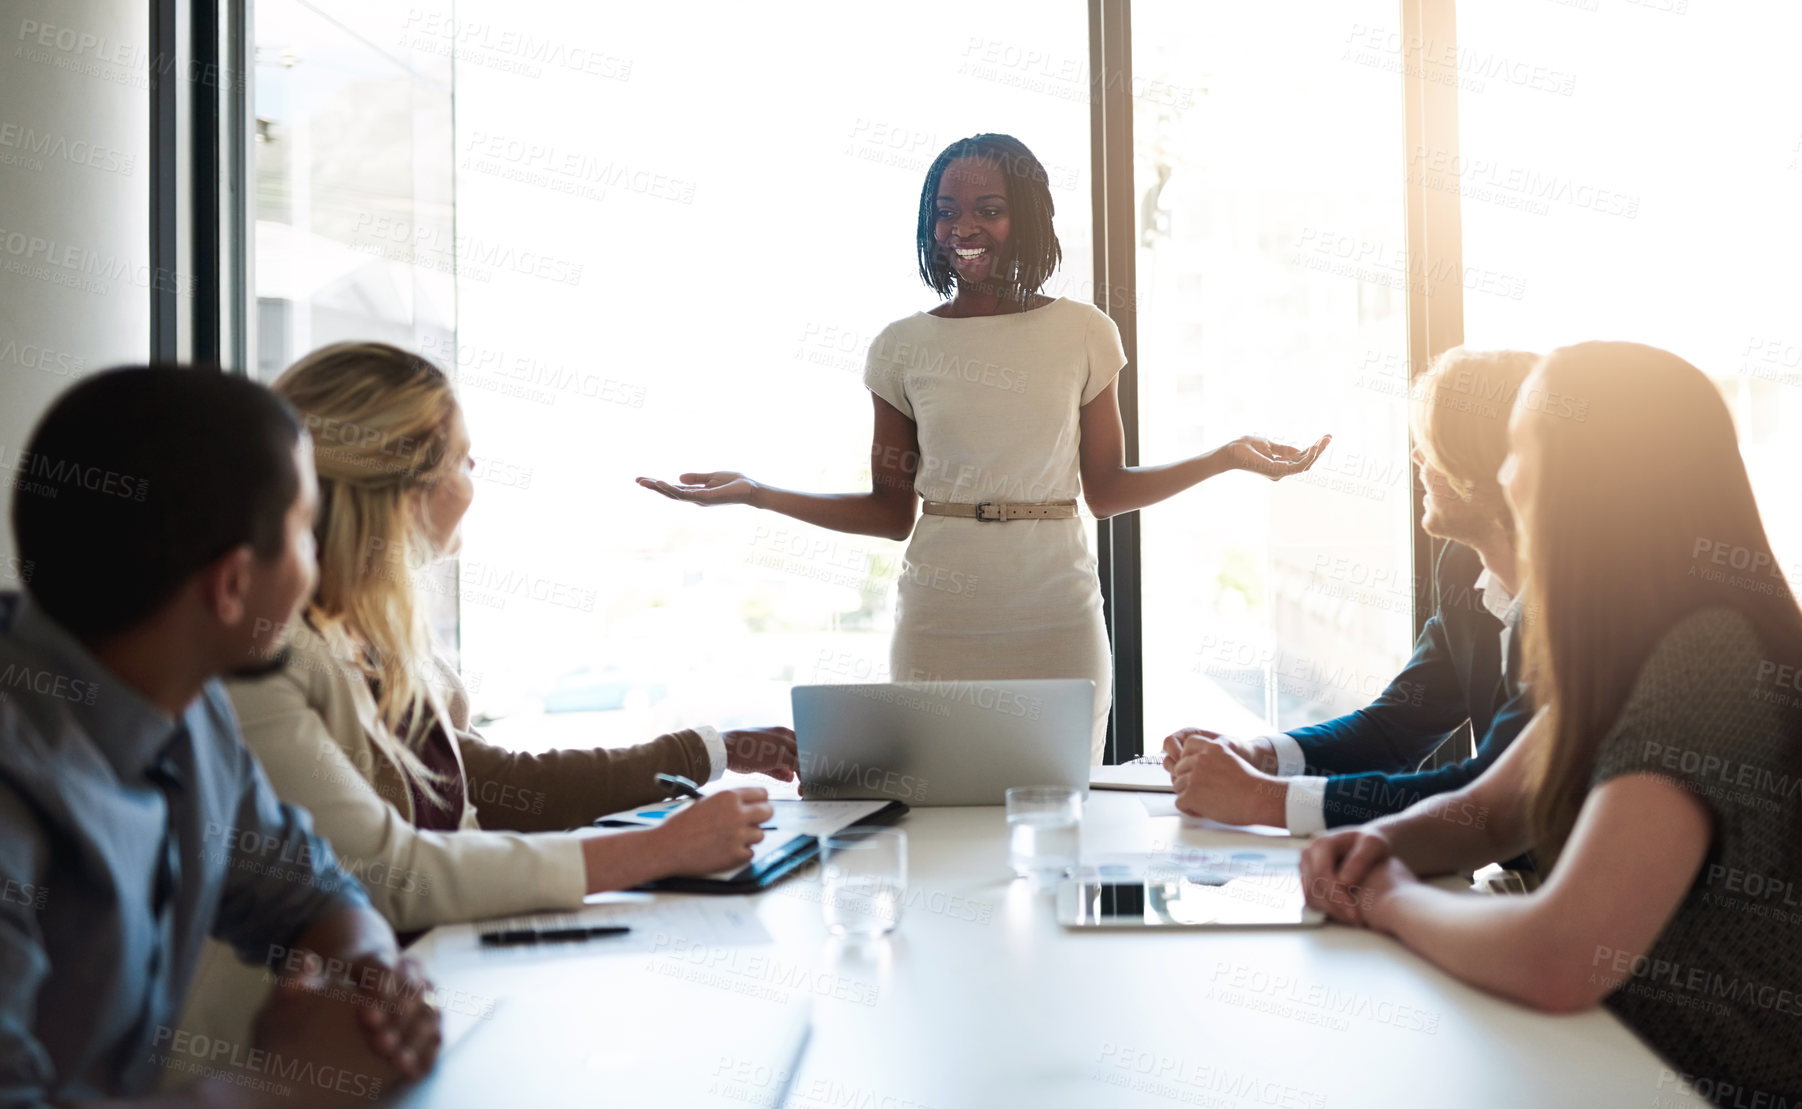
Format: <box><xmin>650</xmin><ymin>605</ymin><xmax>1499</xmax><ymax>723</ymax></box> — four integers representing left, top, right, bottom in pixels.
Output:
<box><xmin>919</xmin><ymin>499</ymin><xmax>1079</xmax><ymax>522</ymax></box>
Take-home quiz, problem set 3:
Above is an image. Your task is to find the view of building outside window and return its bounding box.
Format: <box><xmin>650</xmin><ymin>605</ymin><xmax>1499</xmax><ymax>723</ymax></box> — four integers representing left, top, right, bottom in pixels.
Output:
<box><xmin>253</xmin><ymin>0</ymin><xmax>454</xmax><ymax>379</ymax></box>
<box><xmin>252</xmin><ymin>0</ymin><xmax>461</xmax><ymax>649</ymax></box>
<box><xmin>446</xmin><ymin>2</ymin><xmax>1095</xmax><ymax>750</ymax></box>
<box><xmin>1133</xmin><ymin>0</ymin><xmax>1414</xmax><ymax>742</ymax></box>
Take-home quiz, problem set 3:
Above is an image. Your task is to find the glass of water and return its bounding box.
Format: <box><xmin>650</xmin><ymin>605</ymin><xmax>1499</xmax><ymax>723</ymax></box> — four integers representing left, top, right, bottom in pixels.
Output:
<box><xmin>1007</xmin><ymin>786</ymin><xmax>1082</xmax><ymax>882</ymax></box>
<box><xmin>821</xmin><ymin>827</ymin><xmax>907</xmax><ymax>937</ymax></box>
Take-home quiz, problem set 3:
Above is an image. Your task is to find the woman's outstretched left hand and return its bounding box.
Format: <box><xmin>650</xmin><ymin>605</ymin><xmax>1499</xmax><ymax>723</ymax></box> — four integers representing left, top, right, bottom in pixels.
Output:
<box><xmin>637</xmin><ymin>471</ymin><xmax>760</xmax><ymax>506</ymax></box>
<box><xmin>1224</xmin><ymin>434</ymin><xmax>1332</xmax><ymax>480</ymax></box>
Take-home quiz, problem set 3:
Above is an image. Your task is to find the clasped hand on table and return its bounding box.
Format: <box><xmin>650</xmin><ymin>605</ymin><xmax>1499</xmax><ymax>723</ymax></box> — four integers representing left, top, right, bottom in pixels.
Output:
<box><xmin>1159</xmin><ymin>727</ymin><xmax>1415</xmax><ymax>931</ymax></box>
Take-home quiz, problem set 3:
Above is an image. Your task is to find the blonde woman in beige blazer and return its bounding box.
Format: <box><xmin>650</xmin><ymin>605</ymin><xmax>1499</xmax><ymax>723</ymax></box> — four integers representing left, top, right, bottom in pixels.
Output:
<box><xmin>223</xmin><ymin>620</ymin><xmax>773</xmax><ymax>932</ymax></box>
<box><xmin>169</xmin><ymin>341</ymin><xmax>795</xmax><ymax>1056</ymax></box>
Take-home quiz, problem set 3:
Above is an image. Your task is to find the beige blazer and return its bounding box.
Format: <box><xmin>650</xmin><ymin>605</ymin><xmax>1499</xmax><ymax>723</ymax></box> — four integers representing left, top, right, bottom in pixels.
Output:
<box><xmin>169</xmin><ymin>622</ymin><xmax>714</xmax><ymax>1063</ymax></box>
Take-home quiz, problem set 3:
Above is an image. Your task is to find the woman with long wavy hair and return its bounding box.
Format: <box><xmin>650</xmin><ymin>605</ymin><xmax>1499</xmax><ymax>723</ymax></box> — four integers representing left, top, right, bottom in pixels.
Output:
<box><xmin>171</xmin><ymin>342</ymin><xmax>794</xmax><ymax>1050</ymax></box>
<box><xmin>1300</xmin><ymin>342</ymin><xmax>1802</xmax><ymax>1098</ymax></box>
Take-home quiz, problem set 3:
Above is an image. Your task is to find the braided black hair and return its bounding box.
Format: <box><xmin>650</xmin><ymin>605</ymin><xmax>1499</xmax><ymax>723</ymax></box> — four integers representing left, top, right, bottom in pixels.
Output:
<box><xmin>915</xmin><ymin>133</ymin><xmax>1062</xmax><ymax>305</ymax></box>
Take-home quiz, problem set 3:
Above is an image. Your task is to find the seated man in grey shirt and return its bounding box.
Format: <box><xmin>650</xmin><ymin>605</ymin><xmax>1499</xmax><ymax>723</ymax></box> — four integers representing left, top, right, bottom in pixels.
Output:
<box><xmin>0</xmin><ymin>367</ymin><xmax>442</xmax><ymax>1107</ymax></box>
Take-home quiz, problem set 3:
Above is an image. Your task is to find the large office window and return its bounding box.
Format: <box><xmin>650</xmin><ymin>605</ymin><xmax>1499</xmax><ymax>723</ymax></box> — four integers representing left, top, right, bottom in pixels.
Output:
<box><xmin>449</xmin><ymin>2</ymin><xmax>1094</xmax><ymax>749</ymax></box>
<box><xmin>1132</xmin><ymin>0</ymin><xmax>1415</xmax><ymax>742</ymax></box>
<box><xmin>1454</xmin><ymin>0</ymin><xmax>1802</xmax><ymax>575</ymax></box>
<box><xmin>251</xmin><ymin>0</ymin><xmax>459</xmax><ymax>645</ymax></box>
<box><xmin>245</xmin><ymin>1</ymin><xmax>1440</xmax><ymax>756</ymax></box>
<box><xmin>251</xmin><ymin>1</ymin><xmax>454</xmax><ymax>380</ymax></box>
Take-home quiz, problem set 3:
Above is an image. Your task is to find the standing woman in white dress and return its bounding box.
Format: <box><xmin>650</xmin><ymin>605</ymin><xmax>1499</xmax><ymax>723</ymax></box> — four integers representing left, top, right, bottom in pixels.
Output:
<box><xmin>641</xmin><ymin>133</ymin><xmax>1328</xmax><ymax>761</ymax></box>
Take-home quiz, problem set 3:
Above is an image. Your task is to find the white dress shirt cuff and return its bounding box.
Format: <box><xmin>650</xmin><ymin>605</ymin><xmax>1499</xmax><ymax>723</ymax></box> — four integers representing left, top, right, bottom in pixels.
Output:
<box><xmin>1264</xmin><ymin>732</ymin><xmax>1307</xmax><ymax>777</ymax></box>
<box><xmin>1285</xmin><ymin>776</ymin><xmax>1330</xmax><ymax>837</ymax></box>
<box><xmin>693</xmin><ymin>725</ymin><xmax>728</xmax><ymax>783</ymax></box>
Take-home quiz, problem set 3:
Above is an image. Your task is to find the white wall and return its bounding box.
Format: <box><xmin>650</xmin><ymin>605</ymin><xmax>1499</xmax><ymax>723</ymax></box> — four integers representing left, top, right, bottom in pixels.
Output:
<box><xmin>0</xmin><ymin>0</ymin><xmax>152</xmax><ymax>566</ymax></box>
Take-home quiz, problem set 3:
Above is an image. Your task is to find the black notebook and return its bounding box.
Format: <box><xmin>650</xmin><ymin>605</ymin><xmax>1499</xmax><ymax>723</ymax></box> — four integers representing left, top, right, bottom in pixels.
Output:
<box><xmin>592</xmin><ymin>798</ymin><xmax>909</xmax><ymax>893</ymax></box>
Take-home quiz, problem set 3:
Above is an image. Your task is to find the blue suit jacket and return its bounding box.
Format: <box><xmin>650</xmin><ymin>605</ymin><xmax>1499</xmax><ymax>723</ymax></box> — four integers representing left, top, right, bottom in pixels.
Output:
<box><xmin>1289</xmin><ymin>542</ymin><xmax>1531</xmax><ymax>827</ymax></box>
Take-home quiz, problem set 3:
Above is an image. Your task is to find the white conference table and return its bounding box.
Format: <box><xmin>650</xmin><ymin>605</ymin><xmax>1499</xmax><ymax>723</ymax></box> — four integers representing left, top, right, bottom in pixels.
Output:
<box><xmin>394</xmin><ymin>791</ymin><xmax>1703</xmax><ymax>1108</ymax></box>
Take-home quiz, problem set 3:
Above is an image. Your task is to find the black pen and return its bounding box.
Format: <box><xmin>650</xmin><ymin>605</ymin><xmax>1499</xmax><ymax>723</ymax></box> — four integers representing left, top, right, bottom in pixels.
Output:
<box><xmin>655</xmin><ymin>772</ymin><xmax>705</xmax><ymax>801</ymax></box>
<box><xmin>648</xmin><ymin>774</ymin><xmax>778</xmax><ymax>830</ymax></box>
<box><xmin>598</xmin><ymin>778</ymin><xmax>777</xmax><ymax>830</ymax></box>
<box><xmin>479</xmin><ymin>925</ymin><xmax>631</xmax><ymax>947</ymax></box>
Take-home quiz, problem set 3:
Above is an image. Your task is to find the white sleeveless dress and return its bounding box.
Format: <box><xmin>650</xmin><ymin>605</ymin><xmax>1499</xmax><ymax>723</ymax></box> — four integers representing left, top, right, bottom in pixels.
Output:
<box><xmin>862</xmin><ymin>297</ymin><xmax>1126</xmax><ymax>762</ymax></box>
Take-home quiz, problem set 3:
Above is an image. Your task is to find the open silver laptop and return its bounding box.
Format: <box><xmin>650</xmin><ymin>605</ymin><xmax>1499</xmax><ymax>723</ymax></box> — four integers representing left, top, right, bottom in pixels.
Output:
<box><xmin>791</xmin><ymin>679</ymin><xmax>1094</xmax><ymax>806</ymax></box>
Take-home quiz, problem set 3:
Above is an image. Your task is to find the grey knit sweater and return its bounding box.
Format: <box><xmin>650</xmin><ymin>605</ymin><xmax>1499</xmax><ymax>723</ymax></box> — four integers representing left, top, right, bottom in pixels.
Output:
<box><xmin>1587</xmin><ymin>606</ymin><xmax>1802</xmax><ymax>1102</ymax></box>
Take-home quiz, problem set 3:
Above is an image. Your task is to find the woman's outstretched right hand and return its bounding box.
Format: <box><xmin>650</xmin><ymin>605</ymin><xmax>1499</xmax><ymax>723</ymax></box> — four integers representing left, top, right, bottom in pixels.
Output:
<box><xmin>648</xmin><ymin>787</ymin><xmax>774</xmax><ymax>875</ymax></box>
<box><xmin>1223</xmin><ymin>434</ymin><xmax>1331</xmax><ymax>481</ymax></box>
<box><xmin>636</xmin><ymin>471</ymin><xmax>760</xmax><ymax>506</ymax></box>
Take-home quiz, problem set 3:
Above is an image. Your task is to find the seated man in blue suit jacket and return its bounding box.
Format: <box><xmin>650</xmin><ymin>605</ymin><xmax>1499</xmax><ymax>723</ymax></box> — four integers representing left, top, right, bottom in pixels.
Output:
<box><xmin>1163</xmin><ymin>347</ymin><xmax>1538</xmax><ymax>836</ymax></box>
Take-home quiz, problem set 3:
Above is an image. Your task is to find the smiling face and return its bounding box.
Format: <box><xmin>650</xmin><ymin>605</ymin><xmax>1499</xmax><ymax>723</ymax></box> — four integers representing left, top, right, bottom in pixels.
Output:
<box><xmin>1407</xmin><ymin>347</ymin><xmax>1540</xmax><ymax>552</ymax></box>
<box><xmin>1414</xmin><ymin>446</ymin><xmax>1461</xmax><ymax>538</ymax></box>
<box><xmin>1414</xmin><ymin>445</ymin><xmax>1496</xmax><ymax>543</ymax></box>
<box><xmin>416</xmin><ymin>405</ymin><xmax>474</xmax><ymax>558</ymax></box>
<box><xmin>933</xmin><ymin>156</ymin><xmax>1011</xmax><ymax>287</ymax></box>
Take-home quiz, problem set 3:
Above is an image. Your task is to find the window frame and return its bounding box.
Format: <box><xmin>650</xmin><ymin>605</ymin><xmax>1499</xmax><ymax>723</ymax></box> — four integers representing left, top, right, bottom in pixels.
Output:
<box><xmin>151</xmin><ymin>0</ymin><xmax>251</xmax><ymax>370</ymax></box>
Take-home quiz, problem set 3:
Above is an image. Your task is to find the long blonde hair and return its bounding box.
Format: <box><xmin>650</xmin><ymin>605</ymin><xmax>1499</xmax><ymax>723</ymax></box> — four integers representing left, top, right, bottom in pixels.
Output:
<box><xmin>1516</xmin><ymin>342</ymin><xmax>1802</xmax><ymax>866</ymax></box>
<box><xmin>1410</xmin><ymin>346</ymin><xmax>1539</xmax><ymax>534</ymax></box>
<box><xmin>274</xmin><ymin>342</ymin><xmax>462</xmax><ymax>797</ymax></box>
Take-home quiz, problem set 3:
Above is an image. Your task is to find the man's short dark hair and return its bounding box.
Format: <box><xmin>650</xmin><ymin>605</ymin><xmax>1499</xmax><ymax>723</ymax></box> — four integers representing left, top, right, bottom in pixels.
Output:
<box><xmin>12</xmin><ymin>365</ymin><xmax>302</xmax><ymax>639</ymax></box>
